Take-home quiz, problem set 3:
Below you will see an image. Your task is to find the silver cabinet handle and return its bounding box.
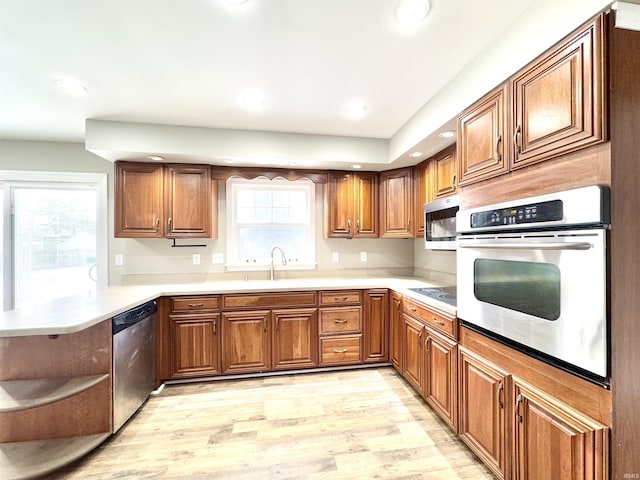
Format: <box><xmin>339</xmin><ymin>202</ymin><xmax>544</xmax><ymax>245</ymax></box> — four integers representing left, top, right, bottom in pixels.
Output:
<box><xmin>496</xmin><ymin>135</ymin><xmax>502</xmax><ymax>161</ymax></box>
<box><xmin>498</xmin><ymin>381</ymin><xmax>504</xmax><ymax>409</ymax></box>
<box><xmin>187</xmin><ymin>303</ymin><xmax>204</xmax><ymax>307</ymax></box>
<box><xmin>515</xmin><ymin>393</ymin><xmax>524</xmax><ymax>423</ymax></box>
<box><xmin>334</xmin><ymin>319</ymin><xmax>348</xmax><ymax>324</ymax></box>
<box><xmin>432</xmin><ymin>317</ymin><xmax>445</xmax><ymax>326</ymax></box>
<box><xmin>333</xmin><ymin>348</ymin><xmax>348</xmax><ymax>353</ymax></box>
<box><xmin>514</xmin><ymin>125</ymin><xmax>522</xmax><ymax>154</ymax></box>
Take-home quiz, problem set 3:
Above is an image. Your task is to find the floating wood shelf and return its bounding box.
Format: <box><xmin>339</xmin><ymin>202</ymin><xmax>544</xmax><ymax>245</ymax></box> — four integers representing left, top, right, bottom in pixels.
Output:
<box><xmin>0</xmin><ymin>433</ymin><xmax>110</xmax><ymax>480</ymax></box>
<box><xmin>0</xmin><ymin>375</ymin><xmax>110</xmax><ymax>413</ymax></box>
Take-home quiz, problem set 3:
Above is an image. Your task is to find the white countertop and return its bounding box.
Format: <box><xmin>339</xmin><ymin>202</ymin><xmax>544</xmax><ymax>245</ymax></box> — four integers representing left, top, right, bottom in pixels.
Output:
<box><xmin>0</xmin><ymin>277</ymin><xmax>456</xmax><ymax>337</ymax></box>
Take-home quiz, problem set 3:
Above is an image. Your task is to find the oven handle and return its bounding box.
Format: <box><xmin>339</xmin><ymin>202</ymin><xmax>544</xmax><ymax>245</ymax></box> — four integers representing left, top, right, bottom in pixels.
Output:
<box><xmin>458</xmin><ymin>242</ymin><xmax>593</xmax><ymax>251</ymax></box>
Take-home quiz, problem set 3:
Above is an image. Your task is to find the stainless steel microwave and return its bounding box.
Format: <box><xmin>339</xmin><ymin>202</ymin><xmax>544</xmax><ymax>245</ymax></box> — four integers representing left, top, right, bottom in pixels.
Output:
<box><xmin>424</xmin><ymin>195</ymin><xmax>459</xmax><ymax>250</ymax></box>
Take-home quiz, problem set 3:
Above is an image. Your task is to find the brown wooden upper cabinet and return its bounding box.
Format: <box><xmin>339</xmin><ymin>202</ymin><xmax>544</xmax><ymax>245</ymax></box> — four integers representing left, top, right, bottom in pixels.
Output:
<box><xmin>511</xmin><ymin>14</ymin><xmax>606</xmax><ymax>169</ymax></box>
<box><xmin>324</xmin><ymin>171</ymin><xmax>378</xmax><ymax>238</ymax></box>
<box><xmin>433</xmin><ymin>145</ymin><xmax>458</xmax><ymax>198</ymax></box>
<box><xmin>458</xmin><ymin>83</ymin><xmax>509</xmax><ymax>187</ymax></box>
<box><xmin>412</xmin><ymin>160</ymin><xmax>430</xmax><ymax>238</ymax></box>
<box><xmin>380</xmin><ymin>167</ymin><xmax>413</xmax><ymax>238</ymax></box>
<box><xmin>457</xmin><ymin>13</ymin><xmax>606</xmax><ymax>187</ymax></box>
<box><xmin>115</xmin><ymin>161</ymin><xmax>217</xmax><ymax>239</ymax></box>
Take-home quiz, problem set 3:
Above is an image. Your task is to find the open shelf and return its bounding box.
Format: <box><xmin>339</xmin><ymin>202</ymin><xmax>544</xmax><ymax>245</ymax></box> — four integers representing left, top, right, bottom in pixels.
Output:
<box><xmin>0</xmin><ymin>375</ymin><xmax>110</xmax><ymax>413</ymax></box>
<box><xmin>0</xmin><ymin>432</ymin><xmax>110</xmax><ymax>480</ymax></box>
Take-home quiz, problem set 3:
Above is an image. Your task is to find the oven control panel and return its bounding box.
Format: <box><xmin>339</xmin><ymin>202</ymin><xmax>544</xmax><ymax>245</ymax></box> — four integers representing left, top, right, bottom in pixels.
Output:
<box><xmin>470</xmin><ymin>199</ymin><xmax>563</xmax><ymax>228</ymax></box>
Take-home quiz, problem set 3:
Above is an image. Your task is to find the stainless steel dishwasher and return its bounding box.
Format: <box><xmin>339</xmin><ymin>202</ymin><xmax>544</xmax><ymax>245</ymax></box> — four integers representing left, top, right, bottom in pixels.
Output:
<box><xmin>112</xmin><ymin>300</ymin><xmax>157</xmax><ymax>432</ymax></box>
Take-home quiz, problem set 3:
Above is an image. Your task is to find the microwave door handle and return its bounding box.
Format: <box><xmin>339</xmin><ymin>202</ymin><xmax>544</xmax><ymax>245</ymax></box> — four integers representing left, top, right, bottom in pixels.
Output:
<box><xmin>458</xmin><ymin>242</ymin><xmax>593</xmax><ymax>251</ymax></box>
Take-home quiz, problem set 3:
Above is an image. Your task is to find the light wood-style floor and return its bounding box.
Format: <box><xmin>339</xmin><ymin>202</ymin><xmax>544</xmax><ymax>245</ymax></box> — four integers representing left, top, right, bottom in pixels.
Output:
<box><xmin>52</xmin><ymin>367</ymin><xmax>495</xmax><ymax>479</ymax></box>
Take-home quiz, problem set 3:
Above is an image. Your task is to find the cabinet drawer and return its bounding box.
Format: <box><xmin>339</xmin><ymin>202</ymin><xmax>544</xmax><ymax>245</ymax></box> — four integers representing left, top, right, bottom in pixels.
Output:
<box><xmin>404</xmin><ymin>297</ymin><xmax>456</xmax><ymax>340</ymax></box>
<box><xmin>222</xmin><ymin>292</ymin><xmax>316</xmax><ymax>309</ymax></box>
<box><xmin>319</xmin><ymin>290</ymin><xmax>361</xmax><ymax>305</ymax></box>
<box><xmin>171</xmin><ymin>296</ymin><xmax>220</xmax><ymax>312</ymax></box>
<box><xmin>319</xmin><ymin>307</ymin><xmax>362</xmax><ymax>334</ymax></box>
<box><xmin>320</xmin><ymin>336</ymin><xmax>362</xmax><ymax>365</ymax></box>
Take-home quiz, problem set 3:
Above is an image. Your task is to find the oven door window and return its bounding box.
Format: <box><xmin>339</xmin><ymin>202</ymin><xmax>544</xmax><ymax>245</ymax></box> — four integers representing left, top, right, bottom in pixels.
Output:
<box><xmin>473</xmin><ymin>259</ymin><xmax>561</xmax><ymax>320</ymax></box>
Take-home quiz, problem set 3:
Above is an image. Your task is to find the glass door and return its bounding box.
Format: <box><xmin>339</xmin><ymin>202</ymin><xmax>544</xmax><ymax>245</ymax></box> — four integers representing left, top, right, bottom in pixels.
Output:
<box><xmin>8</xmin><ymin>185</ymin><xmax>97</xmax><ymax>309</ymax></box>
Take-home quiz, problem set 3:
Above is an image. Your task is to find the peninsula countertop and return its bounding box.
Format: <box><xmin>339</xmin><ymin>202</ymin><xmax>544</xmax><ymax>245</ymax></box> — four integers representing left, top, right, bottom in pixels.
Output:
<box><xmin>0</xmin><ymin>277</ymin><xmax>456</xmax><ymax>337</ymax></box>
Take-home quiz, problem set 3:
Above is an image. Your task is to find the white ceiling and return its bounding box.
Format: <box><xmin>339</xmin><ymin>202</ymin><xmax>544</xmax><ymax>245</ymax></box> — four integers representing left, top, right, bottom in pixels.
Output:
<box><xmin>0</xmin><ymin>0</ymin><xmax>610</xmax><ymax>169</ymax></box>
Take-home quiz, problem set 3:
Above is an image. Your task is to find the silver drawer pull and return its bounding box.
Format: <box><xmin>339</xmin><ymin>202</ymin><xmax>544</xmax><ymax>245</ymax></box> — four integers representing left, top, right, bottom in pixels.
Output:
<box><xmin>335</xmin><ymin>296</ymin><xmax>348</xmax><ymax>301</ymax></box>
<box><xmin>187</xmin><ymin>303</ymin><xmax>204</xmax><ymax>308</ymax></box>
<box><xmin>334</xmin><ymin>319</ymin><xmax>348</xmax><ymax>324</ymax></box>
<box><xmin>408</xmin><ymin>306</ymin><xmax>417</xmax><ymax>312</ymax></box>
<box><xmin>333</xmin><ymin>348</ymin><xmax>348</xmax><ymax>353</ymax></box>
<box><xmin>432</xmin><ymin>317</ymin><xmax>445</xmax><ymax>326</ymax></box>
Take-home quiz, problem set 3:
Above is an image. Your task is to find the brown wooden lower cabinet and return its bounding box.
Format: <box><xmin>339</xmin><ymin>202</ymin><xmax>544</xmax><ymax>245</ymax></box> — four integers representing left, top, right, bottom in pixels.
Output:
<box><xmin>402</xmin><ymin>313</ymin><xmax>424</xmax><ymax>393</ymax></box>
<box><xmin>363</xmin><ymin>289</ymin><xmax>389</xmax><ymax>363</ymax></box>
<box><xmin>272</xmin><ymin>308</ymin><xmax>318</xmax><ymax>370</ymax></box>
<box><xmin>458</xmin><ymin>346</ymin><xmax>509</xmax><ymax>480</ymax></box>
<box><xmin>169</xmin><ymin>313</ymin><xmax>221</xmax><ymax>378</ymax></box>
<box><xmin>513</xmin><ymin>380</ymin><xmax>609</xmax><ymax>480</ymax></box>
<box><xmin>319</xmin><ymin>335</ymin><xmax>362</xmax><ymax>365</ymax></box>
<box><xmin>222</xmin><ymin>310</ymin><xmax>271</xmax><ymax>374</ymax></box>
<box><xmin>423</xmin><ymin>328</ymin><xmax>457</xmax><ymax>430</ymax></box>
<box><xmin>389</xmin><ymin>291</ymin><xmax>403</xmax><ymax>371</ymax></box>
<box><xmin>458</xmin><ymin>327</ymin><xmax>610</xmax><ymax>480</ymax></box>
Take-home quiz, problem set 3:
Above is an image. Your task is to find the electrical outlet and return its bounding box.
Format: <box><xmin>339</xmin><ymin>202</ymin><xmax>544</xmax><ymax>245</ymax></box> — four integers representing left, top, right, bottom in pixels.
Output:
<box><xmin>332</xmin><ymin>252</ymin><xmax>339</xmax><ymax>262</ymax></box>
<box><xmin>212</xmin><ymin>253</ymin><xmax>224</xmax><ymax>264</ymax></box>
<box><xmin>192</xmin><ymin>253</ymin><xmax>201</xmax><ymax>265</ymax></box>
<box><xmin>360</xmin><ymin>251</ymin><xmax>367</xmax><ymax>262</ymax></box>
<box><xmin>114</xmin><ymin>254</ymin><xmax>123</xmax><ymax>266</ymax></box>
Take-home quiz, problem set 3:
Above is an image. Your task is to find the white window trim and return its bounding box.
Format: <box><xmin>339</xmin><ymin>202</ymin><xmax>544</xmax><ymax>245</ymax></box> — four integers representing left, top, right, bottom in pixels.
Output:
<box><xmin>1</xmin><ymin>171</ymin><xmax>108</xmax><ymax>310</ymax></box>
<box><xmin>225</xmin><ymin>176</ymin><xmax>316</xmax><ymax>272</ymax></box>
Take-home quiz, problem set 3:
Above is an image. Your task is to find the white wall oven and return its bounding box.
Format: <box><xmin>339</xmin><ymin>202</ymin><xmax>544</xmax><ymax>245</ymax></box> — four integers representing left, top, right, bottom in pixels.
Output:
<box><xmin>457</xmin><ymin>186</ymin><xmax>610</xmax><ymax>383</ymax></box>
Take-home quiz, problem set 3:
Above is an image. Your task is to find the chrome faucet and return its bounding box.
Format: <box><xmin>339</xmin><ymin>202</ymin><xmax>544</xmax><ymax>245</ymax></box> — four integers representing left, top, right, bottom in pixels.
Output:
<box><xmin>269</xmin><ymin>246</ymin><xmax>287</xmax><ymax>281</ymax></box>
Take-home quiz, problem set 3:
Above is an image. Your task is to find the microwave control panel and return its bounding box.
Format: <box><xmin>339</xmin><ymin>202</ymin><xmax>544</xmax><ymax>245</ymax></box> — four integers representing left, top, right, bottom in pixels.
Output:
<box><xmin>470</xmin><ymin>199</ymin><xmax>563</xmax><ymax>228</ymax></box>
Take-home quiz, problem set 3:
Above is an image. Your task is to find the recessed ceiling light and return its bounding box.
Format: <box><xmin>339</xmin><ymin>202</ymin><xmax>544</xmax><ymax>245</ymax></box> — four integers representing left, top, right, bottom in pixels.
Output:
<box><xmin>352</xmin><ymin>164</ymin><xmax>362</xmax><ymax>169</ymax></box>
<box><xmin>395</xmin><ymin>0</ymin><xmax>430</xmax><ymax>27</ymax></box>
<box><xmin>438</xmin><ymin>130</ymin><xmax>456</xmax><ymax>139</ymax></box>
<box><xmin>240</xmin><ymin>90</ymin><xmax>265</xmax><ymax>112</ymax></box>
<box><xmin>409</xmin><ymin>151</ymin><xmax>424</xmax><ymax>158</ymax></box>
<box><xmin>345</xmin><ymin>100</ymin><xmax>367</xmax><ymax>119</ymax></box>
<box><xmin>56</xmin><ymin>77</ymin><xmax>87</xmax><ymax>96</ymax></box>
<box><xmin>147</xmin><ymin>155</ymin><xmax>164</xmax><ymax>162</ymax></box>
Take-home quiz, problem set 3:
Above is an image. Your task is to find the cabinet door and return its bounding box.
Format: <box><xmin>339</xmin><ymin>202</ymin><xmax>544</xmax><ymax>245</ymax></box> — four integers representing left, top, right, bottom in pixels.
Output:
<box><xmin>363</xmin><ymin>289</ymin><xmax>388</xmax><ymax>363</ymax></box>
<box><xmin>513</xmin><ymin>380</ymin><xmax>609</xmax><ymax>480</ymax></box>
<box><xmin>380</xmin><ymin>168</ymin><xmax>414</xmax><ymax>238</ymax></box>
<box><xmin>434</xmin><ymin>146</ymin><xmax>458</xmax><ymax>198</ymax></box>
<box><xmin>272</xmin><ymin>308</ymin><xmax>317</xmax><ymax>370</ymax></box>
<box><xmin>222</xmin><ymin>310</ymin><xmax>271</xmax><ymax>374</ymax></box>
<box><xmin>324</xmin><ymin>172</ymin><xmax>354</xmax><ymax>238</ymax></box>
<box><xmin>164</xmin><ymin>164</ymin><xmax>212</xmax><ymax>238</ymax></box>
<box><xmin>353</xmin><ymin>172</ymin><xmax>379</xmax><ymax>238</ymax></box>
<box><xmin>390</xmin><ymin>292</ymin><xmax>404</xmax><ymax>371</ymax></box>
<box><xmin>511</xmin><ymin>15</ymin><xmax>605</xmax><ymax>169</ymax></box>
<box><xmin>114</xmin><ymin>161</ymin><xmax>164</xmax><ymax>238</ymax></box>
<box><xmin>170</xmin><ymin>314</ymin><xmax>220</xmax><ymax>378</ymax></box>
<box><xmin>458</xmin><ymin>84</ymin><xmax>509</xmax><ymax>187</ymax></box>
<box><xmin>458</xmin><ymin>347</ymin><xmax>509</xmax><ymax>480</ymax></box>
<box><xmin>424</xmin><ymin>328</ymin><xmax>457</xmax><ymax>430</ymax></box>
<box><xmin>413</xmin><ymin>161</ymin><xmax>429</xmax><ymax>238</ymax></box>
<box><xmin>402</xmin><ymin>314</ymin><xmax>424</xmax><ymax>393</ymax></box>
